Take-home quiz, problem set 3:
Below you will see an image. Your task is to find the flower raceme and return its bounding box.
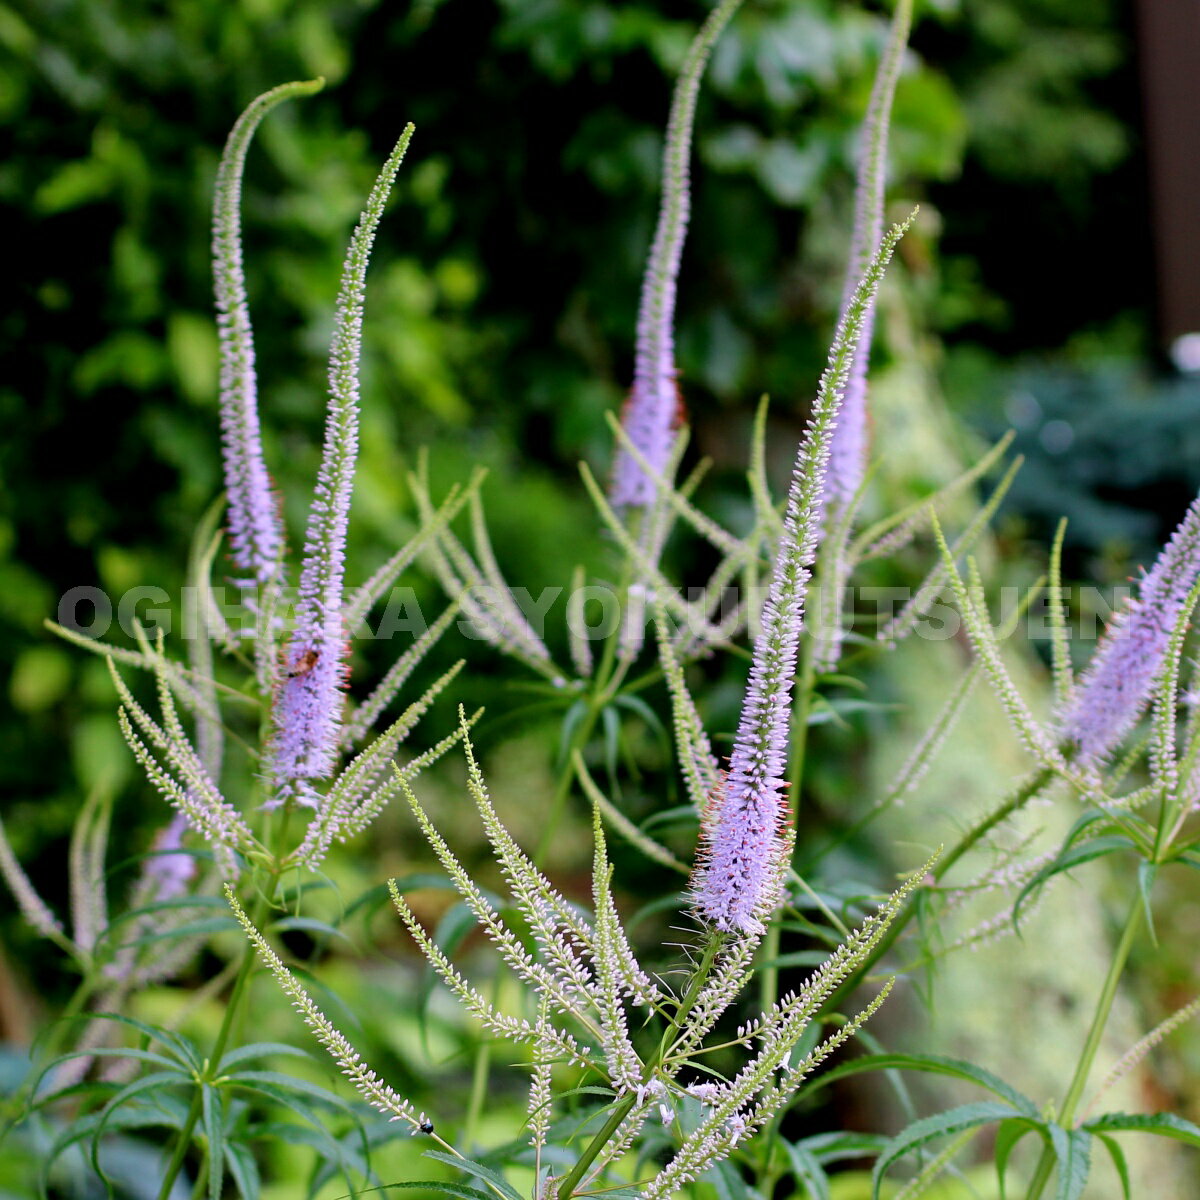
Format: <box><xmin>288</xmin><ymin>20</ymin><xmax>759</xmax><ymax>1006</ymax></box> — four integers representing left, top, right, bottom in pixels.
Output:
<box><xmin>609</xmin><ymin>0</ymin><xmax>743</xmax><ymax>509</ymax></box>
<box><xmin>212</xmin><ymin>80</ymin><xmax>422</xmax><ymax>810</ymax></box>
<box><xmin>821</xmin><ymin>0</ymin><xmax>912</xmax><ymax>516</ymax></box>
<box><xmin>1059</xmin><ymin>495</ymin><xmax>1200</xmax><ymax>765</ymax></box>
<box><xmin>692</xmin><ymin>214</ymin><xmax>914</xmax><ymax>935</ymax></box>
<box><xmin>213</xmin><ymin>80</ymin><xmax>323</xmax><ymax>583</ymax></box>
<box><xmin>269</xmin><ymin>127</ymin><xmax>415</xmax><ymax>808</ymax></box>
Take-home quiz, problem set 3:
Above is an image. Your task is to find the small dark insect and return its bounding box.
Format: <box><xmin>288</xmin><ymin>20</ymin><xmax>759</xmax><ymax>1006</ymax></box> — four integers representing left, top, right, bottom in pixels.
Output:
<box><xmin>287</xmin><ymin>648</ymin><xmax>320</xmax><ymax>679</ymax></box>
<box><xmin>420</xmin><ymin>1120</ymin><xmax>435</xmax><ymax>1135</ymax></box>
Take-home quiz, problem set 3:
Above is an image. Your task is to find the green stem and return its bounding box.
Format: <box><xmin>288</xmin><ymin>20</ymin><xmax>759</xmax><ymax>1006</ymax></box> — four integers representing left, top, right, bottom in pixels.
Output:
<box><xmin>557</xmin><ymin>1093</ymin><xmax>639</xmax><ymax>1198</ymax></box>
<box><xmin>1024</xmin><ymin>891</ymin><xmax>1144</xmax><ymax>1200</ymax></box>
<box><xmin>534</xmin><ymin>567</ymin><xmax>634</xmax><ymax>869</ymax></box>
<box><xmin>463</xmin><ymin>970</ymin><xmax>504</xmax><ymax>1145</ymax></box>
<box><xmin>155</xmin><ymin>895</ymin><xmax>266</xmax><ymax>1200</ymax></box>
<box><xmin>554</xmin><ymin>932</ymin><xmax>726</xmax><ymax>1198</ymax></box>
<box><xmin>188</xmin><ymin>1156</ymin><xmax>210</xmax><ymax>1200</ymax></box>
<box><xmin>822</xmin><ymin>765</ymin><xmax>1054</xmax><ymax>1018</ymax></box>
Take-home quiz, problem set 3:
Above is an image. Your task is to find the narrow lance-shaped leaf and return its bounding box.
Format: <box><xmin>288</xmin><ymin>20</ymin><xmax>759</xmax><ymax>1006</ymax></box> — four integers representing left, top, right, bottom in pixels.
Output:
<box><xmin>271</xmin><ymin>124</ymin><xmax>415</xmax><ymax>808</ymax></box>
<box><xmin>213</xmin><ymin>79</ymin><xmax>323</xmax><ymax>581</ymax></box>
<box><xmin>610</xmin><ymin>0</ymin><xmax>745</xmax><ymax>508</ymax></box>
<box><xmin>692</xmin><ymin>213</ymin><xmax>914</xmax><ymax>935</ymax></box>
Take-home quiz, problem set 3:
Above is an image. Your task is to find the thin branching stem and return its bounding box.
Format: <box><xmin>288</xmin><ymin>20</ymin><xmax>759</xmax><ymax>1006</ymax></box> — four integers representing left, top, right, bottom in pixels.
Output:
<box><xmin>821</xmin><ymin>765</ymin><xmax>1055</xmax><ymax>1017</ymax></box>
<box><xmin>156</xmin><ymin>893</ymin><xmax>267</xmax><ymax>1200</ymax></box>
<box><xmin>553</xmin><ymin>931</ymin><xmax>726</xmax><ymax>1198</ymax></box>
<box><xmin>1024</xmin><ymin>891</ymin><xmax>1144</xmax><ymax>1200</ymax></box>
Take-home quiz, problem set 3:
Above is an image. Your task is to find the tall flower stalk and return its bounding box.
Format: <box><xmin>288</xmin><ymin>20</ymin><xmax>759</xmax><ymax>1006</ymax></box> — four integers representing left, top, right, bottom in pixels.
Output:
<box><xmin>692</xmin><ymin>214</ymin><xmax>914</xmax><ymax>935</ymax></box>
<box><xmin>822</xmin><ymin>0</ymin><xmax>911</xmax><ymax>513</ymax></box>
<box><xmin>1059</xmin><ymin>495</ymin><xmax>1200</xmax><ymax>764</ymax></box>
<box><xmin>212</xmin><ymin>79</ymin><xmax>323</xmax><ymax>583</ymax></box>
<box><xmin>609</xmin><ymin>0</ymin><xmax>744</xmax><ymax>509</ymax></box>
<box><xmin>271</xmin><ymin>126</ymin><xmax>415</xmax><ymax>808</ymax></box>
<box><xmin>813</xmin><ymin>0</ymin><xmax>911</xmax><ymax>675</ymax></box>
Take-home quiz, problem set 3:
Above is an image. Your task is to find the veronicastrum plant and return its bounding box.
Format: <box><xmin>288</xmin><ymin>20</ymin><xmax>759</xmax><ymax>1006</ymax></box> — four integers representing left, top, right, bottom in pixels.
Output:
<box><xmin>7</xmin><ymin>0</ymin><xmax>1200</xmax><ymax>1197</ymax></box>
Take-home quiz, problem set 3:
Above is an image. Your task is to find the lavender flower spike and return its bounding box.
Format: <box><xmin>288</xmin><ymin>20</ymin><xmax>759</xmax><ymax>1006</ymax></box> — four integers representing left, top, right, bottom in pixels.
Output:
<box><xmin>823</xmin><ymin>0</ymin><xmax>911</xmax><ymax>512</ymax></box>
<box><xmin>1059</xmin><ymin>496</ymin><xmax>1200</xmax><ymax>765</ymax></box>
<box><xmin>609</xmin><ymin>0</ymin><xmax>744</xmax><ymax>509</ymax></box>
<box><xmin>143</xmin><ymin>812</ymin><xmax>196</xmax><ymax>904</ymax></box>
<box><xmin>213</xmin><ymin>80</ymin><xmax>323</xmax><ymax>581</ymax></box>
<box><xmin>271</xmin><ymin>125</ymin><xmax>415</xmax><ymax>808</ymax></box>
<box><xmin>693</xmin><ymin>214</ymin><xmax>913</xmax><ymax>934</ymax></box>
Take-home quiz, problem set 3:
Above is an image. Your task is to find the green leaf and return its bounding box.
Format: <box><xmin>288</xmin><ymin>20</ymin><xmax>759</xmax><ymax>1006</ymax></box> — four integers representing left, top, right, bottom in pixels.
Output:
<box><xmin>224</xmin><ymin>1140</ymin><xmax>261</xmax><ymax>1200</ymax></box>
<box><xmin>795</xmin><ymin>1129</ymin><xmax>889</xmax><ymax>1164</ymax></box>
<box><xmin>372</xmin><ymin>1185</ymin><xmax>493</xmax><ymax>1200</ymax></box>
<box><xmin>384</xmin><ymin>872</ymin><xmax>463</xmax><ymax>896</ymax></box>
<box><xmin>102</xmin><ymin>894</ymin><xmax>230</xmax><ymax>927</ymax></box>
<box><xmin>601</xmin><ymin>703</ymin><xmax>621</xmax><ymax>786</ymax></box>
<box><xmin>72</xmin><ymin>1012</ymin><xmax>203</xmax><ymax>1071</ymax></box>
<box><xmin>120</xmin><ymin>914</ymin><xmax>241</xmax><ymax>949</ymax></box>
<box><xmin>994</xmin><ymin>1116</ymin><xmax>1044</xmax><ymax>1198</ymax></box>
<box><xmin>423</xmin><ymin>1149</ymin><xmax>524</xmax><ymax>1200</ymax></box>
<box><xmin>1013</xmin><ymin>837</ymin><xmax>1136</xmax><ymax>929</ymax></box>
<box><xmin>558</xmin><ymin>697</ymin><xmax>589</xmax><ymax>767</ymax></box>
<box><xmin>785</xmin><ymin>1138</ymin><xmax>831</xmax><ymax>1200</ymax></box>
<box><xmin>215</xmin><ymin>1042</ymin><xmax>312</xmax><ymax>1073</ymax></box>
<box><xmin>250</xmin><ymin>1116</ymin><xmax>368</xmax><ymax>1191</ymax></box>
<box><xmin>95</xmin><ymin>1070</ymin><xmax>193</xmax><ymax>1121</ymax></box>
<box><xmin>267</xmin><ymin>915</ymin><xmax>355</xmax><ymax>948</ymax></box>
<box><xmin>1083</xmin><ymin>1110</ymin><xmax>1200</xmax><ymax>1149</ymax></box>
<box><xmin>222</xmin><ymin>1070</ymin><xmax>361</xmax><ymax>1120</ymax></box>
<box><xmin>872</xmin><ymin>1102</ymin><xmax>1022</xmax><ymax>1197</ymax></box>
<box><xmin>1136</xmin><ymin>860</ymin><xmax>1158</xmax><ymax>944</ymax></box>
<box><xmin>42</xmin><ymin>1098</ymin><xmax>186</xmax><ymax>1194</ymax></box>
<box><xmin>1048</xmin><ymin>1124</ymin><xmax>1091</xmax><ymax>1200</ymax></box>
<box><xmin>613</xmin><ymin>691</ymin><xmax>668</xmax><ymax>740</ymax></box>
<box><xmin>1094</xmin><ymin>1132</ymin><xmax>1131</xmax><ymax>1200</ymax></box>
<box><xmin>225</xmin><ymin>1079</ymin><xmax>371</xmax><ymax>1188</ymax></box>
<box><xmin>202</xmin><ymin>1084</ymin><xmax>225</xmax><ymax>1200</ymax></box>
<box><xmin>702</xmin><ymin>1158</ymin><xmax>748</xmax><ymax>1200</ymax></box>
<box><xmin>806</xmin><ymin>1053</ymin><xmax>1037</xmax><ymax>1115</ymax></box>
<box><xmin>30</xmin><ymin>1045</ymin><xmax>183</xmax><ymax>1103</ymax></box>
